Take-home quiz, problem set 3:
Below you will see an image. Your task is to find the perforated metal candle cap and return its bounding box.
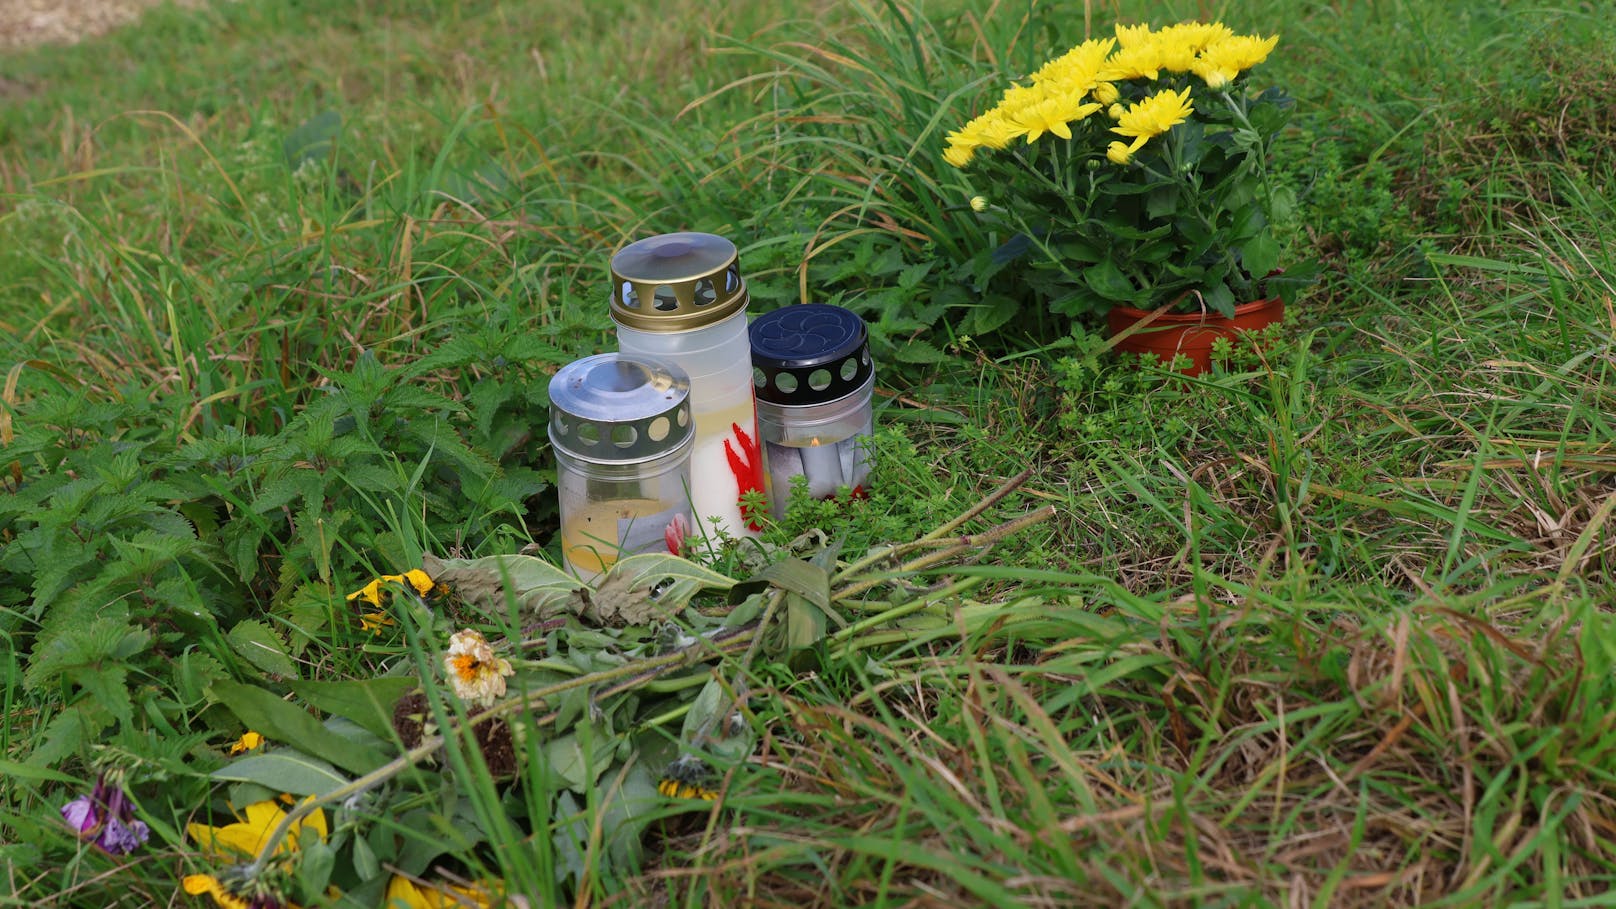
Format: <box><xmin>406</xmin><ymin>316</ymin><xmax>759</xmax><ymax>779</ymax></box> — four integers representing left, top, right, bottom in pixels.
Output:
<box><xmin>548</xmin><ymin>354</ymin><xmax>693</xmax><ymax>464</ymax></box>
<box><xmin>609</xmin><ymin>232</ymin><xmax>749</xmax><ymax>332</ymax></box>
<box><xmin>749</xmin><ymin>304</ymin><xmax>873</xmax><ymax>406</ymax></box>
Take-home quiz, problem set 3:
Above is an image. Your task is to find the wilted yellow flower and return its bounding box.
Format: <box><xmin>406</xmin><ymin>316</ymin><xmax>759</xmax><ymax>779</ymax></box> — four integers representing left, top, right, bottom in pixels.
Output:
<box><xmin>227</xmin><ymin>732</ymin><xmax>265</xmax><ymax>756</ymax></box>
<box><xmin>347</xmin><ymin>569</ymin><xmax>438</xmax><ymax>608</ymax></box>
<box><xmin>183</xmin><ymin>873</ymin><xmax>301</xmax><ymax>909</ymax></box>
<box><xmin>1192</xmin><ymin>33</ymin><xmax>1279</xmax><ymax>89</ymax></box>
<box><xmin>385</xmin><ymin>875</ymin><xmax>498</xmax><ymax>908</ymax></box>
<box><xmin>444</xmin><ymin>629</ymin><xmax>513</xmax><ymax>707</ymax></box>
<box><xmin>187</xmin><ymin>799</ymin><xmax>328</xmax><ymax>859</ymax></box>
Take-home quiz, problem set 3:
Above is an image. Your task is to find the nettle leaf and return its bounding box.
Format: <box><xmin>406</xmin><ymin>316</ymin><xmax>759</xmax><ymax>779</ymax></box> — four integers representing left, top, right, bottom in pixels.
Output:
<box><xmin>893</xmin><ymin>338</ymin><xmax>948</xmax><ymax>364</ymax></box>
<box><xmin>228</xmin><ymin>620</ymin><xmax>298</xmax><ymax>679</ymax></box>
<box><xmin>24</xmin><ymin>616</ymin><xmax>150</xmax><ymax>691</ymax></box>
<box><xmin>212</xmin><ymin>751</ymin><xmax>350</xmax><ymax>798</ymax></box>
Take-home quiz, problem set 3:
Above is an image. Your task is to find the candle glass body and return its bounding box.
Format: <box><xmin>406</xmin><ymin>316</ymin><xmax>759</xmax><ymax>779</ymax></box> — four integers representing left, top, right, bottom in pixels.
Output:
<box><xmin>616</xmin><ymin>308</ymin><xmax>762</xmax><ymax>540</ymax></box>
<box><xmin>612</xmin><ymin>232</ymin><xmax>764</xmax><ymax>539</ymax></box>
<box><xmin>755</xmin><ymin>373</ymin><xmax>873</xmax><ymax>518</ymax></box>
<box><xmin>554</xmin><ymin>439</ymin><xmax>693</xmax><ymax>580</ymax></box>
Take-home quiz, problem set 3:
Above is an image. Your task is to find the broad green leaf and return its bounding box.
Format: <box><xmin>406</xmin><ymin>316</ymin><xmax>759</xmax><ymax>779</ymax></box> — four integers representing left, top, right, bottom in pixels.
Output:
<box><xmin>785</xmin><ymin>595</ymin><xmax>829</xmax><ymax>651</ymax></box>
<box><xmin>680</xmin><ymin>677</ymin><xmax>753</xmax><ymax>763</ymax></box>
<box><xmin>590</xmin><ymin>553</ymin><xmax>737</xmax><ymax>619</ymax></box>
<box><xmin>1241</xmin><ymin>232</ymin><xmax>1281</xmax><ymax>284</ymax></box>
<box><xmin>424</xmin><ymin>552</ymin><xmax>580</xmax><ymax>619</ymax></box>
<box><xmin>751</xmin><ymin>558</ymin><xmax>831</xmax><ymax>612</ymax></box>
<box><xmin>601</xmin><ymin>762</ymin><xmax>661</xmax><ymax>869</ymax></box>
<box><xmin>227</xmin><ymin>620</ymin><xmax>297</xmax><ymax>679</ymax></box>
<box><xmin>546</xmin><ymin>731</ymin><xmax>614</xmax><ymax>792</ymax></box>
<box><xmin>1083</xmin><ymin>258</ymin><xmax>1136</xmax><ymax>303</ymax></box>
<box><xmin>211</xmin><ymin>752</ymin><xmax>349</xmax><ymax>797</ymax></box>
<box><xmin>288</xmin><ymin>677</ymin><xmax>418</xmax><ymax>740</ymax></box>
<box><xmin>211</xmin><ymin>680</ymin><xmax>386</xmax><ymax>776</ymax></box>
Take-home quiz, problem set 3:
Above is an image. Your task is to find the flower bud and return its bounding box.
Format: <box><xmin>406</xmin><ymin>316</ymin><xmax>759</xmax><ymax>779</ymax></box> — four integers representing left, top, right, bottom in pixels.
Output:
<box><xmin>969</xmin><ymin>195</ymin><xmax>989</xmax><ymax>212</ymax></box>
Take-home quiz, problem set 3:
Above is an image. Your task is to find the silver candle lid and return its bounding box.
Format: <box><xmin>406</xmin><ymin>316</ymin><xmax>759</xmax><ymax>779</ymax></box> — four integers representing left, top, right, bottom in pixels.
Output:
<box><xmin>548</xmin><ymin>354</ymin><xmax>693</xmax><ymax>463</ymax></box>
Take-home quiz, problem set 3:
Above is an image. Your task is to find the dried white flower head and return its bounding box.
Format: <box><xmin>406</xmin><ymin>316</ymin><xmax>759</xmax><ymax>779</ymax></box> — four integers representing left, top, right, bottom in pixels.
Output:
<box><xmin>443</xmin><ymin>629</ymin><xmax>513</xmax><ymax>707</ymax></box>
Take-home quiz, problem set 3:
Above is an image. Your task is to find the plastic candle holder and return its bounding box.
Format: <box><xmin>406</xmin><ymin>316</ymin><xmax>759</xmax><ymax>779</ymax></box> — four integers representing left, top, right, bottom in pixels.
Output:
<box><xmin>548</xmin><ymin>353</ymin><xmax>694</xmax><ymax>580</ymax></box>
<box><xmin>748</xmin><ymin>303</ymin><xmax>875</xmax><ymax>519</ymax></box>
<box><xmin>611</xmin><ymin>232</ymin><xmax>763</xmax><ymax>538</ymax></box>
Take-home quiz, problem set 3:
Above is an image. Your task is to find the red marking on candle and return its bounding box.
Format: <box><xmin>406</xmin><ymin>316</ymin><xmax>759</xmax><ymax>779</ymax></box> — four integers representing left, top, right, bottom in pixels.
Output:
<box><xmin>723</xmin><ymin>422</ymin><xmax>765</xmax><ymax>531</ymax></box>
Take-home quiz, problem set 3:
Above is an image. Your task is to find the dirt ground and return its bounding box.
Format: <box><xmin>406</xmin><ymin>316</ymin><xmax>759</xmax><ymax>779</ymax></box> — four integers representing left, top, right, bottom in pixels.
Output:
<box><xmin>0</xmin><ymin>0</ymin><xmax>199</xmax><ymax>50</ymax></box>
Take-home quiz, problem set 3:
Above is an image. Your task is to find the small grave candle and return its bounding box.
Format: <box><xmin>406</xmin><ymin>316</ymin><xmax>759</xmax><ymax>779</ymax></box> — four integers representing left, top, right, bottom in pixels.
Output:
<box><xmin>749</xmin><ymin>304</ymin><xmax>875</xmax><ymax>519</ymax></box>
<box><xmin>548</xmin><ymin>354</ymin><xmax>694</xmax><ymax>581</ymax></box>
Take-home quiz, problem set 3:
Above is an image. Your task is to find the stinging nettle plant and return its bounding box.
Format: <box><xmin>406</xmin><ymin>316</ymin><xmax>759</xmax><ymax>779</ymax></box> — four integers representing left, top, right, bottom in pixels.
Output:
<box><xmin>945</xmin><ymin>21</ymin><xmax>1313</xmax><ymax>320</ymax></box>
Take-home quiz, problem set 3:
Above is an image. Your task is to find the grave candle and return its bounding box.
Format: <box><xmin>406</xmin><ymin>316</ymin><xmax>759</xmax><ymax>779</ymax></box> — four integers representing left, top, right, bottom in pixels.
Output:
<box><xmin>548</xmin><ymin>353</ymin><xmax>694</xmax><ymax>581</ymax></box>
<box><xmin>749</xmin><ymin>303</ymin><xmax>875</xmax><ymax>519</ymax></box>
<box><xmin>611</xmin><ymin>232</ymin><xmax>763</xmax><ymax>539</ymax></box>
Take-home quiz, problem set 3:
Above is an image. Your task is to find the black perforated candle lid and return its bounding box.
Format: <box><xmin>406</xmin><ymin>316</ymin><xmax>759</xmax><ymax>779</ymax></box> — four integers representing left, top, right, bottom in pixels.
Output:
<box><xmin>749</xmin><ymin>304</ymin><xmax>873</xmax><ymax>406</ymax></box>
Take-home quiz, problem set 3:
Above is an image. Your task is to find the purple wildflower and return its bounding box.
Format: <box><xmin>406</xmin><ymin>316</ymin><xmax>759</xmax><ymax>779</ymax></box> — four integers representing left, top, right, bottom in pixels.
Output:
<box><xmin>59</xmin><ymin>772</ymin><xmax>149</xmax><ymax>855</ymax></box>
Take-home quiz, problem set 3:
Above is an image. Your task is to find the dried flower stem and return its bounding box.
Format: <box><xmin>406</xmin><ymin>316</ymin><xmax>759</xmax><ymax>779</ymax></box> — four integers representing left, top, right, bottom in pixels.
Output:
<box><xmin>833</xmin><ymin>505</ymin><xmax>1058</xmax><ymax>601</ymax></box>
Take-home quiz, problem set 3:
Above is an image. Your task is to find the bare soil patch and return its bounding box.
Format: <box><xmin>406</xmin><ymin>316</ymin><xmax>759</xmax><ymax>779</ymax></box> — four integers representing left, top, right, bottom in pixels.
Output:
<box><xmin>0</xmin><ymin>0</ymin><xmax>201</xmax><ymax>50</ymax></box>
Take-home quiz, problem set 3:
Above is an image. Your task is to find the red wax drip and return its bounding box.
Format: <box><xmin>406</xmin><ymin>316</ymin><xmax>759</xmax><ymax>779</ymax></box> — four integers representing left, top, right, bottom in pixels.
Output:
<box><xmin>723</xmin><ymin>422</ymin><xmax>765</xmax><ymax>531</ymax></box>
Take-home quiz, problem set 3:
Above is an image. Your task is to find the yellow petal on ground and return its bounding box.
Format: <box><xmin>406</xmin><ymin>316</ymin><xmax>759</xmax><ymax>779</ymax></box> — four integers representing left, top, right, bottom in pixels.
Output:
<box><xmin>228</xmin><ymin>731</ymin><xmax>265</xmax><ymax>755</ymax></box>
<box><xmin>400</xmin><ymin>569</ymin><xmax>436</xmax><ymax>597</ymax></box>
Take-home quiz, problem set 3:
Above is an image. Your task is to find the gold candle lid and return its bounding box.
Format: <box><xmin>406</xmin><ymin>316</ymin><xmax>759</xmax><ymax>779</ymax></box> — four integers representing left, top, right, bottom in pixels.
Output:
<box><xmin>609</xmin><ymin>232</ymin><xmax>749</xmax><ymax>332</ymax></box>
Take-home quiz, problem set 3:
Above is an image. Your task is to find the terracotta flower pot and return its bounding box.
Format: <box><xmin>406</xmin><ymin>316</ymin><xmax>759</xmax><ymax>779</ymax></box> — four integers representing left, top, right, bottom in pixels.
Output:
<box><xmin>1106</xmin><ymin>293</ymin><xmax>1285</xmax><ymax>376</ymax></box>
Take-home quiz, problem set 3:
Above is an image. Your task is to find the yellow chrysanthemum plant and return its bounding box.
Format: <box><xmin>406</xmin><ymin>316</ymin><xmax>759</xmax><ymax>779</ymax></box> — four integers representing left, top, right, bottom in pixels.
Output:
<box><xmin>945</xmin><ymin>21</ymin><xmax>1314</xmax><ymax>320</ymax></box>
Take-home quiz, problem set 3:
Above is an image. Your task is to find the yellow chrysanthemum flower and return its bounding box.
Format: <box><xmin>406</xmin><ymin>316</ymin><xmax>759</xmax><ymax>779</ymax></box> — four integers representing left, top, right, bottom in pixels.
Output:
<box><xmin>1114</xmin><ymin>22</ymin><xmax>1154</xmax><ymax>48</ymax></box>
<box><xmin>943</xmin><ymin>135</ymin><xmax>975</xmax><ymax>168</ymax></box>
<box><xmin>1090</xmin><ymin>81</ymin><xmax>1119</xmax><ymax>105</ymax></box>
<box><xmin>976</xmin><ymin>112</ymin><xmax>1025</xmax><ymax>149</ymax></box>
<box><xmin>969</xmin><ymin>195</ymin><xmax>989</xmax><ymax>212</ymax></box>
<box><xmin>1160</xmin><ymin>21</ymin><xmax>1234</xmax><ymax>54</ymax></box>
<box><xmin>1030</xmin><ymin>37</ymin><xmax>1114</xmax><ymax>92</ymax></box>
<box><xmin>1098</xmin><ymin>40</ymin><xmax>1164</xmax><ymax>81</ymax></box>
<box><xmin>1111</xmin><ymin>86</ymin><xmax>1195</xmax><ymax>142</ymax></box>
<box><xmin>444</xmin><ymin>629</ymin><xmax>514</xmax><ymax>708</ymax></box>
<box><xmin>347</xmin><ymin>569</ymin><xmax>438</xmax><ymax>608</ymax></box>
<box><xmin>1192</xmin><ymin>33</ymin><xmax>1279</xmax><ymax>89</ymax></box>
<box><xmin>1011</xmin><ymin>92</ymin><xmax>1103</xmax><ymax>143</ymax></box>
<box><xmin>187</xmin><ymin>799</ymin><xmax>328</xmax><ymax>859</ymax></box>
<box><xmin>1107</xmin><ymin>141</ymin><xmax>1139</xmax><ymax>165</ymax></box>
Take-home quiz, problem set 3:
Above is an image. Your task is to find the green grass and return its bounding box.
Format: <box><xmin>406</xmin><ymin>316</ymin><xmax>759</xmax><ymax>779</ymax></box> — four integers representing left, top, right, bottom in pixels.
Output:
<box><xmin>5</xmin><ymin>0</ymin><xmax>1616</xmax><ymax>906</ymax></box>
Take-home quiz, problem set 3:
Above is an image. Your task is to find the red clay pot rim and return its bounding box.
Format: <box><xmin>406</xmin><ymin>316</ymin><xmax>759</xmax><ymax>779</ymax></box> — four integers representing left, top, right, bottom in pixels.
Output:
<box><xmin>1109</xmin><ymin>293</ymin><xmax>1282</xmax><ymax>323</ymax></box>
